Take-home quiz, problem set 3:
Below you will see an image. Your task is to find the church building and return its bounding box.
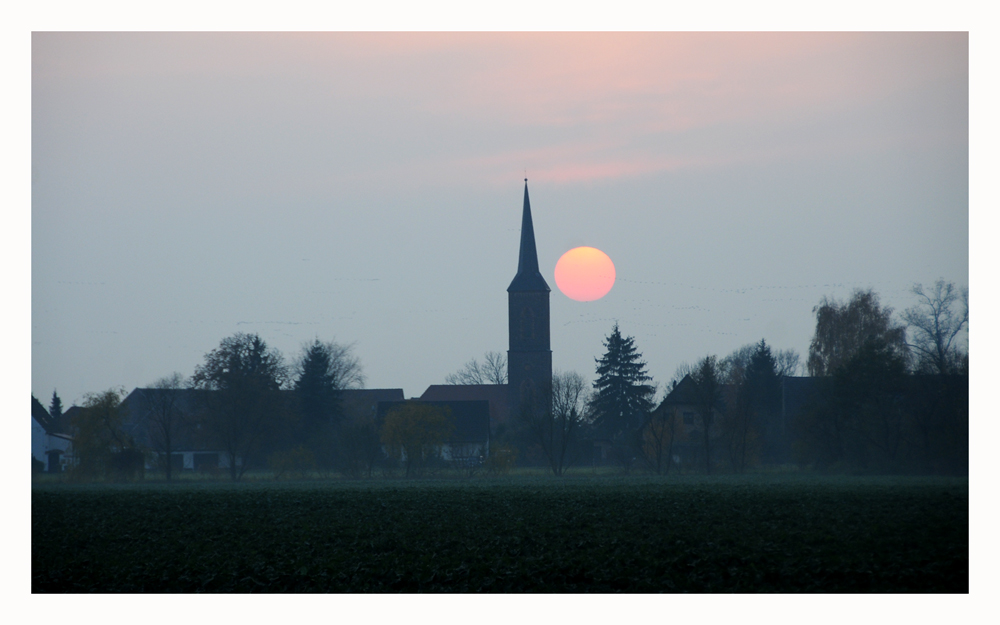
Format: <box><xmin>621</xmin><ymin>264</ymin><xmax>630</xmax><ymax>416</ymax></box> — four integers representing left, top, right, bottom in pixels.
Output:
<box><xmin>80</xmin><ymin>183</ymin><xmax>554</xmax><ymax>474</ymax></box>
<box><xmin>507</xmin><ymin>180</ymin><xmax>553</xmax><ymax>414</ymax></box>
<box><xmin>385</xmin><ymin>181</ymin><xmax>553</xmax><ymax>449</ymax></box>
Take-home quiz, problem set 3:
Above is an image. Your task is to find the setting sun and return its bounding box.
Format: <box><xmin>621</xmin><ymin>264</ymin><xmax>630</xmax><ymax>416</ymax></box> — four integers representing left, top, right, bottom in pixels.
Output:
<box><xmin>554</xmin><ymin>246</ymin><xmax>616</xmax><ymax>302</ymax></box>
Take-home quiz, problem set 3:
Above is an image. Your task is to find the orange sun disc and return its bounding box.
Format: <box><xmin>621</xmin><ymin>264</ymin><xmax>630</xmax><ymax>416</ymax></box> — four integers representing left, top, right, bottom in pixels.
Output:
<box><xmin>554</xmin><ymin>247</ymin><xmax>616</xmax><ymax>302</ymax></box>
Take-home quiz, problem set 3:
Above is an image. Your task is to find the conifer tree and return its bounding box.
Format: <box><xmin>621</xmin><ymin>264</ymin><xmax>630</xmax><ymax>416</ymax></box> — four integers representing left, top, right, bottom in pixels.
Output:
<box><xmin>294</xmin><ymin>340</ymin><xmax>365</xmax><ymax>424</ymax></box>
<box><xmin>745</xmin><ymin>340</ymin><xmax>781</xmax><ymax>416</ymax></box>
<box><xmin>49</xmin><ymin>390</ymin><xmax>63</xmax><ymax>423</ymax></box>
<box><xmin>293</xmin><ymin>339</ymin><xmax>365</xmax><ymax>470</ymax></box>
<box><xmin>295</xmin><ymin>341</ymin><xmax>341</xmax><ymax>432</ymax></box>
<box><xmin>589</xmin><ymin>323</ymin><xmax>655</xmax><ymax>439</ymax></box>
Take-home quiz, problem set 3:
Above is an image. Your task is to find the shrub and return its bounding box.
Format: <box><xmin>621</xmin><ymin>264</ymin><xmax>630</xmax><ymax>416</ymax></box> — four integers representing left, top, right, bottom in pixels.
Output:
<box><xmin>109</xmin><ymin>449</ymin><xmax>146</xmax><ymax>482</ymax></box>
<box><xmin>269</xmin><ymin>446</ymin><xmax>316</xmax><ymax>480</ymax></box>
<box><xmin>486</xmin><ymin>446</ymin><xmax>517</xmax><ymax>475</ymax></box>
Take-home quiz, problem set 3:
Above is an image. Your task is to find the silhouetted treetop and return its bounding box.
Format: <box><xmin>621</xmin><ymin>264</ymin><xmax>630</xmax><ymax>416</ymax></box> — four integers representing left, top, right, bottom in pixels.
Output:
<box><xmin>445</xmin><ymin>351</ymin><xmax>507</xmax><ymax>385</ymax></box>
<box><xmin>902</xmin><ymin>279</ymin><xmax>968</xmax><ymax>375</ymax></box>
<box><xmin>808</xmin><ymin>289</ymin><xmax>908</xmax><ymax>376</ymax></box>
<box><xmin>49</xmin><ymin>390</ymin><xmax>63</xmax><ymax>422</ymax></box>
<box><xmin>192</xmin><ymin>332</ymin><xmax>289</xmax><ymax>392</ymax></box>
<box><xmin>589</xmin><ymin>323</ymin><xmax>655</xmax><ymax>438</ymax></box>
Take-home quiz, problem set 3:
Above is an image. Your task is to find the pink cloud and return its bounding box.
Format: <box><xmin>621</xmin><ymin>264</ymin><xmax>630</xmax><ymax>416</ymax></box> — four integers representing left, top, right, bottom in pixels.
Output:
<box><xmin>34</xmin><ymin>33</ymin><xmax>965</xmax><ymax>192</ymax></box>
<box><xmin>354</xmin><ymin>32</ymin><xmax>963</xmax><ymax>134</ymax></box>
<box><xmin>38</xmin><ymin>33</ymin><xmax>963</xmax><ymax>134</ymax></box>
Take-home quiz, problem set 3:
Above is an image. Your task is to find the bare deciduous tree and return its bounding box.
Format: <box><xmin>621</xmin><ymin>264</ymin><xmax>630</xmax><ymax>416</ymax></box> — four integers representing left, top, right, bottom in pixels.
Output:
<box><xmin>520</xmin><ymin>371</ymin><xmax>588</xmax><ymax>476</ymax></box>
<box><xmin>720</xmin><ymin>357</ymin><xmax>754</xmax><ymax>473</ymax></box>
<box><xmin>720</xmin><ymin>344</ymin><xmax>756</xmax><ymax>380</ymax></box>
<box><xmin>775</xmin><ymin>349</ymin><xmax>801</xmax><ymax>377</ymax></box>
<box><xmin>639</xmin><ymin>402</ymin><xmax>682</xmax><ymax>475</ymax></box>
<box><xmin>691</xmin><ymin>355</ymin><xmax>722</xmax><ymax>474</ymax></box>
<box><xmin>668</xmin><ymin>362</ymin><xmax>693</xmax><ymax>391</ymax></box>
<box><xmin>142</xmin><ymin>372</ymin><xmax>187</xmax><ymax>481</ymax></box>
<box><xmin>719</xmin><ymin>341</ymin><xmax>781</xmax><ymax>472</ymax></box>
<box><xmin>445</xmin><ymin>351</ymin><xmax>507</xmax><ymax>385</ymax></box>
<box><xmin>902</xmin><ymin>280</ymin><xmax>969</xmax><ymax>375</ymax></box>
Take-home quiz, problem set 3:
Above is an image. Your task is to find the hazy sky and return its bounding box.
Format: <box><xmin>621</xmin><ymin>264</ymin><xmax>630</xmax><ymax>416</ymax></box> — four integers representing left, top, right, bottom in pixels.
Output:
<box><xmin>31</xmin><ymin>32</ymin><xmax>968</xmax><ymax>406</ymax></box>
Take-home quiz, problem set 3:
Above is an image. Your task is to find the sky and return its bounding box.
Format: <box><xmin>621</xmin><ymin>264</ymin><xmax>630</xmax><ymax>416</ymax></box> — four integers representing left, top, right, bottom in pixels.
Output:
<box><xmin>31</xmin><ymin>32</ymin><xmax>969</xmax><ymax>407</ymax></box>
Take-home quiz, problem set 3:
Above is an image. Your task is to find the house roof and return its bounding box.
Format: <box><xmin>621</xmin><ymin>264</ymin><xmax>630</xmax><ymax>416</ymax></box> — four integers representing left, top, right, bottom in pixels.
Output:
<box><xmin>654</xmin><ymin>374</ymin><xmax>731</xmax><ymax>416</ymax></box>
<box><xmin>376</xmin><ymin>399</ymin><xmax>490</xmax><ymax>445</ymax></box>
<box><xmin>419</xmin><ymin>384</ymin><xmax>509</xmax><ymax>425</ymax></box>
<box><xmin>119</xmin><ymin>387</ymin><xmax>406</xmax><ymax>450</ymax></box>
<box><xmin>54</xmin><ymin>406</ymin><xmax>79</xmax><ymax>435</ymax></box>
<box><xmin>780</xmin><ymin>374</ymin><xmax>968</xmax><ymax>419</ymax></box>
<box><xmin>32</xmin><ymin>396</ymin><xmax>54</xmax><ymax>433</ymax></box>
<box><xmin>120</xmin><ymin>388</ymin><xmax>214</xmax><ymax>450</ymax></box>
<box><xmin>507</xmin><ymin>182</ymin><xmax>550</xmax><ymax>293</ymax></box>
<box><xmin>32</xmin><ymin>395</ymin><xmax>77</xmax><ymax>435</ymax></box>
<box><xmin>342</xmin><ymin>388</ymin><xmax>405</xmax><ymax>404</ymax></box>
<box><xmin>341</xmin><ymin>388</ymin><xmax>406</xmax><ymax>419</ymax></box>
<box><xmin>657</xmin><ymin>374</ymin><xmax>701</xmax><ymax>407</ymax></box>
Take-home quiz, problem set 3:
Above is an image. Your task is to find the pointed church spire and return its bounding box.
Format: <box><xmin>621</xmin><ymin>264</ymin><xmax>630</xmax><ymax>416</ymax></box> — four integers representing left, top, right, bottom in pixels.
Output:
<box><xmin>508</xmin><ymin>180</ymin><xmax>551</xmax><ymax>292</ymax></box>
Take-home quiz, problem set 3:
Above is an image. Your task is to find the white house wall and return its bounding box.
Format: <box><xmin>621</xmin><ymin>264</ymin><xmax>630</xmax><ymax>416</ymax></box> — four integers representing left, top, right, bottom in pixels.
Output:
<box><xmin>151</xmin><ymin>451</ymin><xmax>234</xmax><ymax>471</ymax></box>
<box><xmin>46</xmin><ymin>435</ymin><xmax>74</xmax><ymax>472</ymax></box>
<box><xmin>393</xmin><ymin>443</ymin><xmax>485</xmax><ymax>463</ymax></box>
<box><xmin>444</xmin><ymin>443</ymin><xmax>486</xmax><ymax>461</ymax></box>
<box><xmin>32</xmin><ymin>418</ymin><xmax>47</xmax><ymax>464</ymax></box>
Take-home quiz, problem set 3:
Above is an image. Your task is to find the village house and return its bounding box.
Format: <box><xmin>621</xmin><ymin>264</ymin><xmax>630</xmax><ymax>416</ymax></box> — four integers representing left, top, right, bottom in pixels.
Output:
<box><xmin>119</xmin><ymin>387</ymin><xmax>405</xmax><ymax>471</ymax></box>
<box><xmin>31</xmin><ymin>396</ymin><xmax>74</xmax><ymax>473</ymax></box>
<box><xmin>375</xmin><ymin>398</ymin><xmax>492</xmax><ymax>465</ymax></box>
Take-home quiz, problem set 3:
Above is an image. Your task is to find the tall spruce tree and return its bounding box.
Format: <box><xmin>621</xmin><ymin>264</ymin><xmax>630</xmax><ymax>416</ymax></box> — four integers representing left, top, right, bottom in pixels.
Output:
<box><xmin>293</xmin><ymin>339</ymin><xmax>365</xmax><ymax>470</ymax></box>
<box><xmin>744</xmin><ymin>340</ymin><xmax>781</xmax><ymax>416</ymax></box>
<box><xmin>49</xmin><ymin>390</ymin><xmax>63</xmax><ymax>423</ymax></box>
<box><xmin>296</xmin><ymin>341</ymin><xmax>340</xmax><ymax>417</ymax></box>
<box><xmin>589</xmin><ymin>323</ymin><xmax>656</xmax><ymax>439</ymax></box>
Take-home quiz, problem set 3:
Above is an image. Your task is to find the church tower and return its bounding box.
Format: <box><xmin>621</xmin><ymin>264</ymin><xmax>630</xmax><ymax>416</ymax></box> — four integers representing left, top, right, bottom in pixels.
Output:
<box><xmin>508</xmin><ymin>180</ymin><xmax>552</xmax><ymax>413</ymax></box>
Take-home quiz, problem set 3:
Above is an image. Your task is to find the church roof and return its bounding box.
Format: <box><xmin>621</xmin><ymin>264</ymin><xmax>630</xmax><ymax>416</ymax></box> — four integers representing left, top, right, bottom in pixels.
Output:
<box><xmin>376</xmin><ymin>400</ymin><xmax>491</xmax><ymax>445</ymax></box>
<box><xmin>507</xmin><ymin>181</ymin><xmax>551</xmax><ymax>292</ymax></box>
<box><xmin>419</xmin><ymin>384</ymin><xmax>510</xmax><ymax>425</ymax></box>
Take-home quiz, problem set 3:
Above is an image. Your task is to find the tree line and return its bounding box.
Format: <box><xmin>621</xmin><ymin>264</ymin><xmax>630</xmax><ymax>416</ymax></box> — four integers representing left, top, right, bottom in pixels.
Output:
<box><xmin>481</xmin><ymin>279</ymin><xmax>967</xmax><ymax>476</ymax></box>
<box><xmin>49</xmin><ymin>334</ymin><xmax>377</xmax><ymax>481</ymax></box>
<box><xmin>793</xmin><ymin>281</ymin><xmax>968</xmax><ymax>473</ymax></box>
<box><xmin>53</xmin><ymin>333</ymin><xmax>519</xmax><ymax>482</ymax></box>
<box><xmin>41</xmin><ymin>279</ymin><xmax>967</xmax><ymax>480</ymax></box>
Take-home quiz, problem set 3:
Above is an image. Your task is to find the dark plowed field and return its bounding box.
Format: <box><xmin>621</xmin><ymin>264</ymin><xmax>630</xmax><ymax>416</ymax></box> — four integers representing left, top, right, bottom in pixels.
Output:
<box><xmin>32</xmin><ymin>476</ymin><xmax>968</xmax><ymax>592</ymax></box>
